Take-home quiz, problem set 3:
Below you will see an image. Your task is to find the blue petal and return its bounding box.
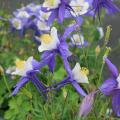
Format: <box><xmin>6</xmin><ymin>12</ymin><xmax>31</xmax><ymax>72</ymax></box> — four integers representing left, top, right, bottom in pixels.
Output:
<box><xmin>105</xmin><ymin>57</ymin><xmax>119</xmax><ymax>78</ymax></box>
<box><xmin>11</xmin><ymin>77</ymin><xmax>29</xmax><ymax>96</ymax></box>
<box><xmin>99</xmin><ymin>78</ymin><xmax>117</xmax><ymax>96</ymax></box>
<box><xmin>112</xmin><ymin>89</ymin><xmax>120</xmax><ymax>117</ymax></box>
<box><xmin>71</xmin><ymin>80</ymin><xmax>87</xmax><ymax>97</ymax></box>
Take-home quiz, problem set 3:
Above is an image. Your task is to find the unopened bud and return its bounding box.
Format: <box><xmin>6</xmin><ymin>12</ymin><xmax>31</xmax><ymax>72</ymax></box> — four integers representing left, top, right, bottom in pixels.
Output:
<box><xmin>104</xmin><ymin>25</ymin><xmax>112</xmax><ymax>45</ymax></box>
<box><xmin>95</xmin><ymin>45</ymin><xmax>101</xmax><ymax>56</ymax></box>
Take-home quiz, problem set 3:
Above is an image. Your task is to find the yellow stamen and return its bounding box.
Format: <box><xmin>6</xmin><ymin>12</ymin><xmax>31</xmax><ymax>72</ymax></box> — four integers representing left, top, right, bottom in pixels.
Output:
<box><xmin>15</xmin><ymin>60</ymin><xmax>25</xmax><ymax>69</ymax></box>
<box><xmin>13</xmin><ymin>20</ymin><xmax>20</xmax><ymax>28</ymax></box>
<box><xmin>40</xmin><ymin>34</ymin><xmax>52</xmax><ymax>44</ymax></box>
<box><xmin>45</xmin><ymin>0</ymin><xmax>55</xmax><ymax>6</ymax></box>
<box><xmin>81</xmin><ymin>67</ymin><xmax>89</xmax><ymax>76</ymax></box>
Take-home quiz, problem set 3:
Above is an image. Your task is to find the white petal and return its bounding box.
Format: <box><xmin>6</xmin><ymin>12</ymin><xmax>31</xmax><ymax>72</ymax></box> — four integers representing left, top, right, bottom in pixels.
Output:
<box><xmin>11</xmin><ymin>57</ymin><xmax>33</xmax><ymax>77</ymax></box>
<box><xmin>36</xmin><ymin>20</ymin><xmax>50</xmax><ymax>31</ymax></box>
<box><xmin>38</xmin><ymin>27</ymin><xmax>60</xmax><ymax>52</ymax></box>
<box><xmin>24</xmin><ymin>56</ymin><xmax>33</xmax><ymax>72</ymax></box>
<box><xmin>72</xmin><ymin>63</ymin><xmax>89</xmax><ymax>83</ymax></box>
<box><xmin>43</xmin><ymin>0</ymin><xmax>61</xmax><ymax>9</ymax></box>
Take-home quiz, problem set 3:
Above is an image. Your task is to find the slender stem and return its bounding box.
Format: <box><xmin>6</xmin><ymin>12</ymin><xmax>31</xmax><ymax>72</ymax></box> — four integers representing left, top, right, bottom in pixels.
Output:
<box><xmin>61</xmin><ymin>90</ymin><xmax>69</xmax><ymax>119</ymax></box>
<box><xmin>2</xmin><ymin>73</ymin><xmax>11</xmax><ymax>94</ymax></box>
<box><xmin>79</xmin><ymin>35</ymin><xmax>88</xmax><ymax>67</ymax></box>
<box><xmin>98</xmin><ymin>62</ymin><xmax>104</xmax><ymax>85</ymax></box>
<box><xmin>44</xmin><ymin>80</ymin><xmax>70</xmax><ymax>93</ymax></box>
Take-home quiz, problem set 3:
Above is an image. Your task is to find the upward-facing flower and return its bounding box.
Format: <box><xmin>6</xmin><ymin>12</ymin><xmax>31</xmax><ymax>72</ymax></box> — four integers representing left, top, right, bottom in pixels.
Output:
<box><xmin>69</xmin><ymin>0</ymin><xmax>90</xmax><ymax>16</ymax></box>
<box><xmin>42</xmin><ymin>0</ymin><xmax>91</xmax><ymax>25</ymax></box>
<box><xmin>43</xmin><ymin>0</ymin><xmax>61</xmax><ymax>10</ymax></box>
<box><xmin>42</xmin><ymin>0</ymin><xmax>72</xmax><ymax>25</ymax></box>
<box><xmin>99</xmin><ymin>57</ymin><xmax>120</xmax><ymax>117</ymax></box>
<box><xmin>92</xmin><ymin>0</ymin><xmax>120</xmax><ymax>19</ymax></box>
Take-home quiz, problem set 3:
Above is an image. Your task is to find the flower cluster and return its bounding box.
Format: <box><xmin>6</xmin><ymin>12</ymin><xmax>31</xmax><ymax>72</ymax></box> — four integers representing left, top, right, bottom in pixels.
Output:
<box><xmin>5</xmin><ymin>0</ymin><xmax>120</xmax><ymax>117</ymax></box>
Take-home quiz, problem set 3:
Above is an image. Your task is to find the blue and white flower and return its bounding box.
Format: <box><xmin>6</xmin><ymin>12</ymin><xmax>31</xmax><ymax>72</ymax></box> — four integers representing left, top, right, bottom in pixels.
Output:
<box><xmin>38</xmin><ymin>27</ymin><xmax>60</xmax><ymax>52</ymax></box>
<box><xmin>72</xmin><ymin>63</ymin><xmax>89</xmax><ymax>84</ymax></box>
<box><xmin>70</xmin><ymin>0</ymin><xmax>90</xmax><ymax>16</ymax></box>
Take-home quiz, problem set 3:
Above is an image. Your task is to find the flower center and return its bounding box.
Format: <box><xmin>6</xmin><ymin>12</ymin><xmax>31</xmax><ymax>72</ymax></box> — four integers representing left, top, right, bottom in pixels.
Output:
<box><xmin>13</xmin><ymin>19</ymin><xmax>21</xmax><ymax>29</ymax></box>
<box><xmin>15</xmin><ymin>60</ymin><xmax>25</xmax><ymax>70</ymax></box>
<box><xmin>46</xmin><ymin>0</ymin><xmax>55</xmax><ymax>6</ymax></box>
<box><xmin>44</xmin><ymin>0</ymin><xmax>61</xmax><ymax>9</ymax></box>
<box><xmin>18</xmin><ymin>11</ymin><xmax>30</xmax><ymax>18</ymax></box>
<box><xmin>40</xmin><ymin>34</ymin><xmax>52</xmax><ymax>44</ymax></box>
<box><xmin>81</xmin><ymin>67</ymin><xmax>89</xmax><ymax>76</ymax></box>
<box><xmin>74</xmin><ymin>6</ymin><xmax>82</xmax><ymax>12</ymax></box>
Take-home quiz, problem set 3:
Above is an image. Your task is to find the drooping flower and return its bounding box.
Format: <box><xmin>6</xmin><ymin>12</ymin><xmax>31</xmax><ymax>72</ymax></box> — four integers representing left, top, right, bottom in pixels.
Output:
<box><xmin>92</xmin><ymin>0</ymin><xmax>120</xmax><ymax>19</ymax></box>
<box><xmin>99</xmin><ymin>57</ymin><xmax>120</xmax><ymax>117</ymax></box>
<box><xmin>10</xmin><ymin>57</ymin><xmax>46</xmax><ymax>96</ymax></box>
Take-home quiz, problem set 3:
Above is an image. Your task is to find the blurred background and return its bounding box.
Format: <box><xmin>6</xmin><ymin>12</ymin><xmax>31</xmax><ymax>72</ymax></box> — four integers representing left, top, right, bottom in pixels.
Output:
<box><xmin>0</xmin><ymin>0</ymin><xmax>120</xmax><ymax>67</ymax></box>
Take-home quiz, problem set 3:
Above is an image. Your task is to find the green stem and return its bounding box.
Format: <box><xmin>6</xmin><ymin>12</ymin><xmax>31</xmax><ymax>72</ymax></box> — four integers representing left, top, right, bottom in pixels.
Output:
<box><xmin>61</xmin><ymin>90</ymin><xmax>69</xmax><ymax>119</ymax></box>
<box><xmin>2</xmin><ymin>73</ymin><xmax>11</xmax><ymax>94</ymax></box>
<box><xmin>98</xmin><ymin>61</ymin><xmax>104</xmax><ymax>85</ymax></box>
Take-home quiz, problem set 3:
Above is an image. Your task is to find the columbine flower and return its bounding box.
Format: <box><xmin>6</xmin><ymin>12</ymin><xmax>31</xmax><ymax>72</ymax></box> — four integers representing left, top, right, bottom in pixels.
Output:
<box><xmin>26</xmin><ymin>3</ymin><xmax>41</xmax><ymax>14</ymax></box>
<box><xmin>38</xmin><ymin>27</ymin><xmax>60</xmax><ymax>52</ymax></box>
<box><xmin>70</xmin><ymin>34</ymin><xmax>89</xmax><ymax>48</ymax></box>
<box><xmin>42</xmin><ymin>0</ymin><xmax>73</xmax><ymax>25</ymax></box>
<box><xmin>35</xmin><ymin>19</ymin><xmax>50</xmax><ymax>31</ymax></box>
<box><xmin>43</xmin><ymin>0</ymin><xmax>61</xmax><ymax>10</ymax></box>
<box><xmin>44</xmin><ymin>63</ymin><xmax>89</xmax><ymax>96</ymax></box>
<box><xmin>70</xmin><ymin>0</ymin><xmax>90</xmax><ymax>16</ymax></box>
<box><xmin>99</xmin><ymin>57</ymin><xmax>120</xmax><ymax>117</ymax></box>
<box><xmin>12</xmin><ymin>57</ymin><xmax>33</xmax><ymax>76</ymax></box>
<box><xmin>10</xmin><ymin>18</ymin><xmax>23</xmax><ymax>30</ymax></box>
<box><xmin>92</xmin><ymin>0</ymin><xmax>120</xmax><ymax>19</ymax></box>
<box><xmin>35</xmin><ymin>24</ymin><xmax>88</xmax><ymax>96</ymax></box>
<box><xmin>39</xmin><ymin>10</ymin><xmax>51</xmax><ymax>21</ymax></box>
<box><xmin>13</xmin><ymin>10</ymin><xmax>31</xmax><ymax>19</ymax></box>
<box><xmin>72</xmin><ymin>63</ymin><xmax>89</xmax><ymax>84</ymax></box>
<box><xmin>11</xmin><ymin>57</ymin><xmax>46</xmax><ymax>96</ymax></box>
